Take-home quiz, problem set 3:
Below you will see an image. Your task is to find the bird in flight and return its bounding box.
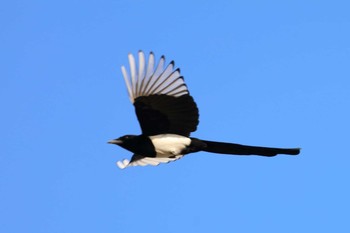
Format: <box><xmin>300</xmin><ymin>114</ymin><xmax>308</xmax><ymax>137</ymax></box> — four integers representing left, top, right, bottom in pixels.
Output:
<box><xmin>109</xmin><ymin>51</ymin><xmax>300</xmax><ymax>169</ymax></box>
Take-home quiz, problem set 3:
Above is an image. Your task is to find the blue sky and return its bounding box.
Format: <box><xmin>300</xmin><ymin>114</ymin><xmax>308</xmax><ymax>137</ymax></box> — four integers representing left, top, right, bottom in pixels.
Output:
<box><xmin>1</xmin><ymin>0</ymin><xmax>350</xmax><ymax>232</ymax></box>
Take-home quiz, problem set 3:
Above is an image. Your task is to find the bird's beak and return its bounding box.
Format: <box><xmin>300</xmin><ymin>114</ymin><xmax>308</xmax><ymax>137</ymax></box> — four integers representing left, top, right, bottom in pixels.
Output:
<box><xmin>108</xmin><ymin>139</ymin><xmax>122</xmax><ymax>144</ymax></box>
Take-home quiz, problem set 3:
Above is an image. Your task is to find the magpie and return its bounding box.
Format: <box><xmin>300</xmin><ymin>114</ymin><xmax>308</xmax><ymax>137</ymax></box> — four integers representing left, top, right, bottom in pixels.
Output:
<box><xmin>109</xmin><ymin>51</ymin><xmax>300</xmax><ymax>169</ymax></box>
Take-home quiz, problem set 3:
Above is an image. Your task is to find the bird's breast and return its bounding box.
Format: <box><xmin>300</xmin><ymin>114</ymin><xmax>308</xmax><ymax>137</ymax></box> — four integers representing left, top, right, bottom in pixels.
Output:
<box><xmin>149</xmin><ymin>134</ymin><xmax>191</xmax><ymax>157</ymax></box>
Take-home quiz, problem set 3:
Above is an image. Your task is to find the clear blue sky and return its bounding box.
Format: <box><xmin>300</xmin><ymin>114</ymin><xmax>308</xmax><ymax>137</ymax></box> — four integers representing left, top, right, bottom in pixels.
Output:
<box><xmin>1</xmin><ymin>1</ymin><xmax>349</xmax><ymax>232</ymax></box>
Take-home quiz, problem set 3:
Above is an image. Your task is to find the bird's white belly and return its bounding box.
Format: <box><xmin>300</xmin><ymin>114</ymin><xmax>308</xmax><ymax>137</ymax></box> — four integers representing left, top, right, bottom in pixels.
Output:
<box><xmin>149</xmin><ymin>134</ymin><xmax>191</xmax><ymax>157</ymax></box>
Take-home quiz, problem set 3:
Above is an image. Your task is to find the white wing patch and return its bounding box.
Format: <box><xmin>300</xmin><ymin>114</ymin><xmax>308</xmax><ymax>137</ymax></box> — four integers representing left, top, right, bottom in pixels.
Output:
<box><xmin>149</xmin><ymin>134</ymin><xmax>191</xmax><ymax>157</ymax></box>
<box><xmin>121</xmin><ymin>51</ymin><xmax>189</xmax><ymax>103</ymax></box>
<box><xmin>116</xmin><ymin>155</ymin><xmax>184</xmax><ymax>169</ymax></box>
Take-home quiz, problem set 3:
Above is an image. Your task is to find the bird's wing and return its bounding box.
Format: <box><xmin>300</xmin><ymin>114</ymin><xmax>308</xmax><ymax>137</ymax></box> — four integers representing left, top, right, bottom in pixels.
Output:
<box><xmin>116</xmin><ymin>154</ymin><xmax>184</xmax><ymax>169</ymax></box>
<box><xmin>121</xmin><ymin>51</ymin><xmax>199</xmax><ymax>136</ymax></box>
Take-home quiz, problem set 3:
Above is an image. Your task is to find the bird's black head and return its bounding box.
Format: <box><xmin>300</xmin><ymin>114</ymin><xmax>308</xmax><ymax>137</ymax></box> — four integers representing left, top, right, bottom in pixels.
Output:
<box><xmin>108</xmin><ymin>135</ymin><xmax>139</xmax><ymax>152</ymax></box>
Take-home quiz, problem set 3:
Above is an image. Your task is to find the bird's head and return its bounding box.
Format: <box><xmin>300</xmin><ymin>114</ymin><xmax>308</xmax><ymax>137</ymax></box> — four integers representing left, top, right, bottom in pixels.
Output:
<box><xmin>108</xmin><ymin>135</ymin><xmax>138</xmax><ymax>151</ymax></box>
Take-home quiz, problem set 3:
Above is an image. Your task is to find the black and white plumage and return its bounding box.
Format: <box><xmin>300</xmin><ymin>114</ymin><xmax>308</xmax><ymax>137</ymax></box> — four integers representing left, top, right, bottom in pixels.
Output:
<box><xmin>109</xmin><ymin>51</ymin><xmax>300</xmax><ymax>169</ymax></box>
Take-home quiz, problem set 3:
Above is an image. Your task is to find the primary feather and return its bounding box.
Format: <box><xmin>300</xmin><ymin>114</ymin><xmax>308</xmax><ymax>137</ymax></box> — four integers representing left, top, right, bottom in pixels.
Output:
<box><xmin>121</xmin><ymin>51</ymin><xmax>189</xmax><ymax>103</ymax></box>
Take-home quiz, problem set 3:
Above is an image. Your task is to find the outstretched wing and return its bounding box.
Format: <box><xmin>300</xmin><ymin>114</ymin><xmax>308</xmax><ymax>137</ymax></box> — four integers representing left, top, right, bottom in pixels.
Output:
<box><xmin>117</xmin><ymin>154</ymin><xmax>184</xmax><ymax>169</ymax></box>
<box><xmin>121</xmin><ymin>51</ymin><xmax>199</xmax><ymax>136</ymax></box>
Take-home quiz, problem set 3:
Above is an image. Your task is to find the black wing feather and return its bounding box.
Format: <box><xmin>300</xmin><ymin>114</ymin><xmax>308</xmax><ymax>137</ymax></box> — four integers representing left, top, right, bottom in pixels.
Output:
<box><xmin>134</xmin><ymin>94</ymin><xmax>199</xmax><ymax>136</ymax></box>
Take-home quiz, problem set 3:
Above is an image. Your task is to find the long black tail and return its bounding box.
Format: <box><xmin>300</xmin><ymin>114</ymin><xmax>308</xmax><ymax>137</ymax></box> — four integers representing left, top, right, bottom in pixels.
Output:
<box><xmin>200</xmin><ymin>140</ymin><xmax>300</xmax><ymax>157</ymax></box>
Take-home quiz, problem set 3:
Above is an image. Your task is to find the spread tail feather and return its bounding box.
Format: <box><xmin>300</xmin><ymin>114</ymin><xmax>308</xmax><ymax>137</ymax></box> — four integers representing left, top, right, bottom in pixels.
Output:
<box><xmin>200</xmin><ymin>140</ymin><xmax>300</xmax><ymax>156</ymax></box>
